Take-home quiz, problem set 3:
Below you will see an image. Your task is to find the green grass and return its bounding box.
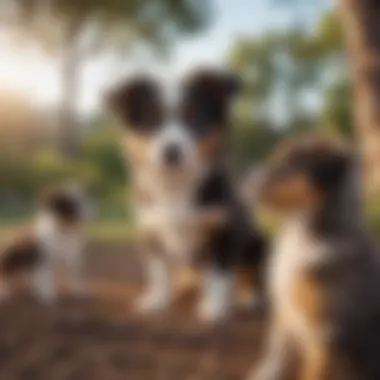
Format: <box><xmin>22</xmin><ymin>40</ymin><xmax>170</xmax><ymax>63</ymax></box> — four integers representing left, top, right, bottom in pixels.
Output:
<box><xmin>0</xmin><ymin>218</ymin><xmax>138</xmax><ymax>245</ymax></box>
<box><xmin>88</xmin><ymin>222</ymin><xmax>138</xmax><ymax>244</ymax></box>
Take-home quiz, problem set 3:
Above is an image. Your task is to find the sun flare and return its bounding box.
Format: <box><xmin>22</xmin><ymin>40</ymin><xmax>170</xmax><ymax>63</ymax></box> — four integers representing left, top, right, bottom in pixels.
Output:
<box><xmin>0</xmin><ymin>38</ymin><xmax>59</xmax><ymax>105</ymax></box>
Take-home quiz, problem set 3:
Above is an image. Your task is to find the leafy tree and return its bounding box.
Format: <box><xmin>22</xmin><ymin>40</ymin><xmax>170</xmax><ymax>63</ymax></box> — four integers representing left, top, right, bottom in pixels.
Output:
<box><xmin>226</xmin><ymin>8</ymin><xmax>352</xmax><ymax>170</ymax></box>
<box><xmin>323</xmin><ymin>78</ymin><xmax>354</xmax><ymax>139</ymax></box>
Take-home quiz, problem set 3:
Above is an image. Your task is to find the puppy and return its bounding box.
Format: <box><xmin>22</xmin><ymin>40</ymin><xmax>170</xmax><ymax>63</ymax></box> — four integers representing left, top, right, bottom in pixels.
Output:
<box><xmin>106</xmin><ymin>68</ymin><xmax>266</xmax><ymax>321</ymax></box>
<box><xmin>246</xmin><ymin>136</ymin><xmax>380</xmax><ymax>380</ymax></box>
<box><xmin>0</xmin><ymin>183</ymin><xmax>90</xmax><ymax>302</ymax></box>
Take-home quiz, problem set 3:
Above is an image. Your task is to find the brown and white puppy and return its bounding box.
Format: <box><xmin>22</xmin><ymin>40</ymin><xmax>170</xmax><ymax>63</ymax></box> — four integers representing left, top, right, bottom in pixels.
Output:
<box><xmin>0</xmin><ymin>183</ymin><xmax>91</xmax><ymax>302</ymax></box>
<box><xmin>106</xmin><ymin>68</ymin><xmax>266</xmax><ymax>321</ymax></box>
<box><xmin>247</xmin><ymin>136</ymin><xmax>380</xmax><ymax>380</ymax></box>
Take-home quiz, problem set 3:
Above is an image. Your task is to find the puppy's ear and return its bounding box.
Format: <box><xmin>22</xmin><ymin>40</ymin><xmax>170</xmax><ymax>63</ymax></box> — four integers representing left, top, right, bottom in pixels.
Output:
<box><xmin>105</xmin><ymin>76</ymin><xmax>162</xmax><ymax>129</ymax></box>
<box><xmin>186</xmin><ymin>68</ymin><xmax>242</xmax><ymax>105</ymax></box>
<box><xmin>311</xmin><ymin>148</ymin><xmax>352</xmax><ymax>191</ymax></box>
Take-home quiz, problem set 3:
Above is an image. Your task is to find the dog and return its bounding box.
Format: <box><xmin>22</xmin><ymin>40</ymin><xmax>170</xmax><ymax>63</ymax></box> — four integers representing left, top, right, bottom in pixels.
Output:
<box><xmin>246</xmin><ymin>135</ymin><xmax>380</xmax><ymax>380</ymax></box>
<box><xmin>106</xmin><ymin>67</ymin><xmax>267</xmax><ymax>321</ymax></box>
<box><xmin>0</xmin><ymin>183</ymin><xmax>90</xmax><ymax>303</ymax></box>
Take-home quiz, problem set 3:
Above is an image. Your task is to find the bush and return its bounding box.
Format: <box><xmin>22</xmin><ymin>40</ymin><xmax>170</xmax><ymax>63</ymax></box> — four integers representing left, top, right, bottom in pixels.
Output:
<box><xmin>0</xmin><ymin>127</ymin><xmax>129</xmax><ymax>223</ymax></box>
<box><xmin>81</xmin><ymin>128</ymin><xmax>127</xmax><ymax>195</ymax></box>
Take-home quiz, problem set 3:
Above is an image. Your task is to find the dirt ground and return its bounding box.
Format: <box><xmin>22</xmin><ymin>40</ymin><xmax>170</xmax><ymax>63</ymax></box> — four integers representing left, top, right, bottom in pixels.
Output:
<box><xmin>0</xmin><ymin>244</ymin><xmax>268</xmax><ymax>380</ymax></box>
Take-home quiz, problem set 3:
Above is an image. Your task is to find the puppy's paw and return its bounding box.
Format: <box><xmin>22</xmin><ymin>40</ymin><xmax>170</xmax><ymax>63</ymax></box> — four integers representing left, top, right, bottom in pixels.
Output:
<box><xmin>198</xmin><ymin>270</ymin><xmax>234</xmax><ymax>323</ymax></box>
<box><xmin>197</xmin><ymin>300</ymin><xmax>230</xmax><ymax>324</ymax></box>
<box><xmin>134</xmin><ymin>291</ymin><xmax>170</xmax><ymax>315</ymax></box>
<box><xmin>237</xmin><ymin>293</ymin><xmax>264</xmax><ymax>313</ymax></box>
<box><xmin>247</xmin><ymin>361</ymin><xmax>282</xmax><ymax>380</ymax></box>
<box><xmin>197</xmin><ymin>302</ymin><xmax>217</xmax><ymax>324</ymax></box>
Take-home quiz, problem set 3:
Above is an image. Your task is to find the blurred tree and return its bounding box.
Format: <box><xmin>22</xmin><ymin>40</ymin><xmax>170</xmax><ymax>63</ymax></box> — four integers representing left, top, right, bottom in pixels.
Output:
<box><xmin>0</xmin><ymin>91</ymin><xmax>53</xmax><ymax>150</ymax></box>
<box><xmin>322</xmin><ymin>78</ymin><xmax>354</xmax><ymax>139</ymax></box>
<box><xmin>6</xmin><ymin>0</ymin><xmax>213</xmax><ymax>157</ymax></box>
<box><xmin>81</xmin><ymin>127</ymin><xmax>126</xmax><ymax>194</ymax></box>
<box><xmin>227</xmin><ymin>9</ymin><xmax>351</xmax><ymax>169</ymax></box>
<box><xmin>338</xmin><ymin>0</ymin><xmax>380</xmax><ymax>194</ymax></box>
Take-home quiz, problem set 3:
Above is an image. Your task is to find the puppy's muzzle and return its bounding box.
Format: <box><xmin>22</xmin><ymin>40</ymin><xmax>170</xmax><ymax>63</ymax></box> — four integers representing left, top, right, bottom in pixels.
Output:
<box><xmin>162</xmin><ymin>143</ymin><xmax>184</xmax><ymax>168</ymax></box>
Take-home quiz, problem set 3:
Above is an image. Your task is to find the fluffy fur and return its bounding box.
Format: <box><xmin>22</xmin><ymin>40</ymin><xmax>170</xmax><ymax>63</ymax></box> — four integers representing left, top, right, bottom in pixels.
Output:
<box><xmin>248</xmin><ymin>136</ymin><xmax>380</xmax><ymax>380</ymax></box>
<box><xmin>106</xmin><ymin>68</ymin><xmax>267</xmax><ymax>321</ymax></box>
<box><xmin>0</xmin><ymin>184</ymin><xmax>90</xmax><ymax>302</ymax></box>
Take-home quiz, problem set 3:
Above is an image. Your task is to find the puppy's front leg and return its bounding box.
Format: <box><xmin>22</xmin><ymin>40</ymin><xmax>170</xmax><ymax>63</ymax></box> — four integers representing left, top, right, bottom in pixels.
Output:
<box><xmin>198</xmin><ymin>268</ymin><xmax>235</xmax><ymax>322</ymax></box>
<box><xmin>301</xmin><ymin>337</ymin><xmax>330</xmax><ymax>380</ymax></box>
<box><xmin>33</xmin><ymin>259</ymin><xmax>57</xmax><ymax>303</ymax></box>
<box><xmin>136</xmin><ymin>256</ymin><xmax>173</xmax><ymax>314</ymax></box>
<box><xmin>248</xmin><ymin>324</ymin><xmax>291</xmax><ymax>380</ymax></box>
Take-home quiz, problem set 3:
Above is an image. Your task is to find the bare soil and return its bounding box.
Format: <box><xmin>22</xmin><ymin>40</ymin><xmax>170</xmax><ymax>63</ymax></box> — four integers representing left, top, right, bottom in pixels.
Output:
<box><xmin>0</xmin><ymin>243</ymin><xmax>268</xmax><ymax>380</ymax></box>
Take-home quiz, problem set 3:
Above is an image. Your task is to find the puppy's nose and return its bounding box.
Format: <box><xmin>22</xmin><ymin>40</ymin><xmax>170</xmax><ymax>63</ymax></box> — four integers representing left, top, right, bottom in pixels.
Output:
<box><xmin>163</xmin><ymin>144</ymin><xmax>183</xmax><ymax>167</ymax></box>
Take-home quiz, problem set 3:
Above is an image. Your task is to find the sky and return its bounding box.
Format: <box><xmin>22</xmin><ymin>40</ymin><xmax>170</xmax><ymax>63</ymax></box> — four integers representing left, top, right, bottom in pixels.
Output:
<box><xmin>0</xmin><ymin>0</ymin><xmax>334</xmax><ymax>115</ymax></box>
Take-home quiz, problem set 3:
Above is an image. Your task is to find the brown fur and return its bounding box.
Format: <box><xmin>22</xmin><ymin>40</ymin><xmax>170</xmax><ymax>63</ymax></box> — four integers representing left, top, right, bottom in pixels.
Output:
<box><xmin>107</xmin><ymin>70</ymin><xmax>266</xmax><ymax>320</ymax></box>
<box><xmin>262</xmin><ymin>174</ymin><xmax>321</xmax><ymax>214</ymax></box>
<box><xmin>292</xmin><ymin>271</ymin><xmax>330</xmax><ymax>380</ymax></box>
<box><xmin>249</xmin><ymin>136</ymin><xmax>380</xmax><ymax>380</ymax></box>
<box><xmin>198</xmin><ymin>131</ymin><xmax>224</xmax><ymax>161</ymax></box>
<box><xmin>236</xmin><ymin>268</ymin><xmax>260</xmax><ymax>305</ymax></box>
<box><xmin>0</xmin><ymin>229</ymin><xmax>42</xmax><ymax>277</ymax></box>
<box><xmin>122</xmin><ymin>133</ymin><xmax>154</xmax><ymax>168</ymax></box>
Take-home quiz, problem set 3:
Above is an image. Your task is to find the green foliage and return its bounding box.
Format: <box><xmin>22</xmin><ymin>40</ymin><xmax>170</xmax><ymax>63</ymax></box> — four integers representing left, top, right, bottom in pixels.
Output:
<box><xmin>322</xmin><ymin>79</ymin><xmax>354</xmax><ymax>139</ymax></box>
<box><xmin>226</xmin><ymin>9</ymin><xmax>351</xmax><ymax>170</ymax></box>
<box><xmin>0</xmin><ymin>126</ymin><xmax>129</xmax><ymax>222</ymax></box>
<box><xmin>11</xmin><ymin>0</ymin><xmax>213</xmax><ymax>55</ymax></box>
<box><xmin>81</xmin><ymin>128</ymin><xmax>126</xmax><ymax>194</ymax></box>
<box><xmin>231</xmin><ymin>120</ymin><xmax>280</xmax><ymax>174</ymax></box>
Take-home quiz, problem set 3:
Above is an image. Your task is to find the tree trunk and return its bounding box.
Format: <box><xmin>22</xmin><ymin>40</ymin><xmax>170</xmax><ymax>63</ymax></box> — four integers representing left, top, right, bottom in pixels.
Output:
<box><xmin>58</xmin><ymin>19</ymin><xmax>82</xmax><ymax>158</ymax></box>
<box><xmin>338</xmin><ymin>0</ymin><xmax>380</xmax><ymax>194</ymax></box>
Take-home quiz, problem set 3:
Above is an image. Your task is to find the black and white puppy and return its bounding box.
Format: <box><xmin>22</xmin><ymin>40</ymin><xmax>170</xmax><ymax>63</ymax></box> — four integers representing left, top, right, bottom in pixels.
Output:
<box><xmin>106</xmin><ymin>68</ymin><xmax>266</xmax><ymax>321</ymax></box>
<box><xmin>0</xmin><ymin>183</ymin><xmax>90</xmax><ymax>302</ymax></box>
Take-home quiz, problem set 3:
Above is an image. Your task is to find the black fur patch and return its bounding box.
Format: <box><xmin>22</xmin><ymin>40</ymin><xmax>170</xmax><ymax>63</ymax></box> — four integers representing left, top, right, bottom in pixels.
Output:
<box><xmin>106</xmin><ymin>76</ymin><xmax>164</xmax><ymax>133</ymax></box>
<box><xmin>106</xmin><ymin>68</ymin><xmax>241</xmax><ymax>141</ymax></box>
<box><xmin>180</xmin><ymin>69</ymin><xmax>241</xmax><ymax>137</ymax></box>
<box><xmin>270</xmin><ymin>137</ymin><xmax>352</xmax><ymax>192</ymax></box>
<box><xmin>42</xmin><ymin>188</ymin><xmax>83</xmax><ymax>223</ymax></box>
<box><xmin>195</xmin><ymin>169</ymin><xmax>267</xmax><ymax>274</ymax></box>
<box><xmin>1</xmin><ymin>232</ymin><xmax>43</xmax><ymax>276</ymax></box>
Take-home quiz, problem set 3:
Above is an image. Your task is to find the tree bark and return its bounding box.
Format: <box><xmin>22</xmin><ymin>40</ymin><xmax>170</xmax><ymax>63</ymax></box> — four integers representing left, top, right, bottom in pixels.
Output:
<box><xmin>58</xmin><ymin>18</ymin><xmax>83</xmax><ymax>158</ymax></box>
<box><xmin>338</xmin><ymin>0</ymin><xmax>380</xmax><ymax>194</ymax></box>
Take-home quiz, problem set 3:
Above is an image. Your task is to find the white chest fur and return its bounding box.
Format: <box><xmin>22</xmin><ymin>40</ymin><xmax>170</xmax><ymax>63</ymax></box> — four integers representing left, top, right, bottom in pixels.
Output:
<box><xmin>35</xmin><ymin>213</ymin><xmax>83</xmax><ymax>260</ymax></box>
<box><xmin>268</xmin><ymin>217</ymin><xmax>329</xmax><ymax>339</ymax></box>
<box><xmin>137</xmin><ymin>194</ymin><xmax>202</xmax><ymax>262</ymax></box>
<box><xmin>269</xmin><ymin>219</ymin><xmax>306</xmax><ymax>302</ymax></box>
